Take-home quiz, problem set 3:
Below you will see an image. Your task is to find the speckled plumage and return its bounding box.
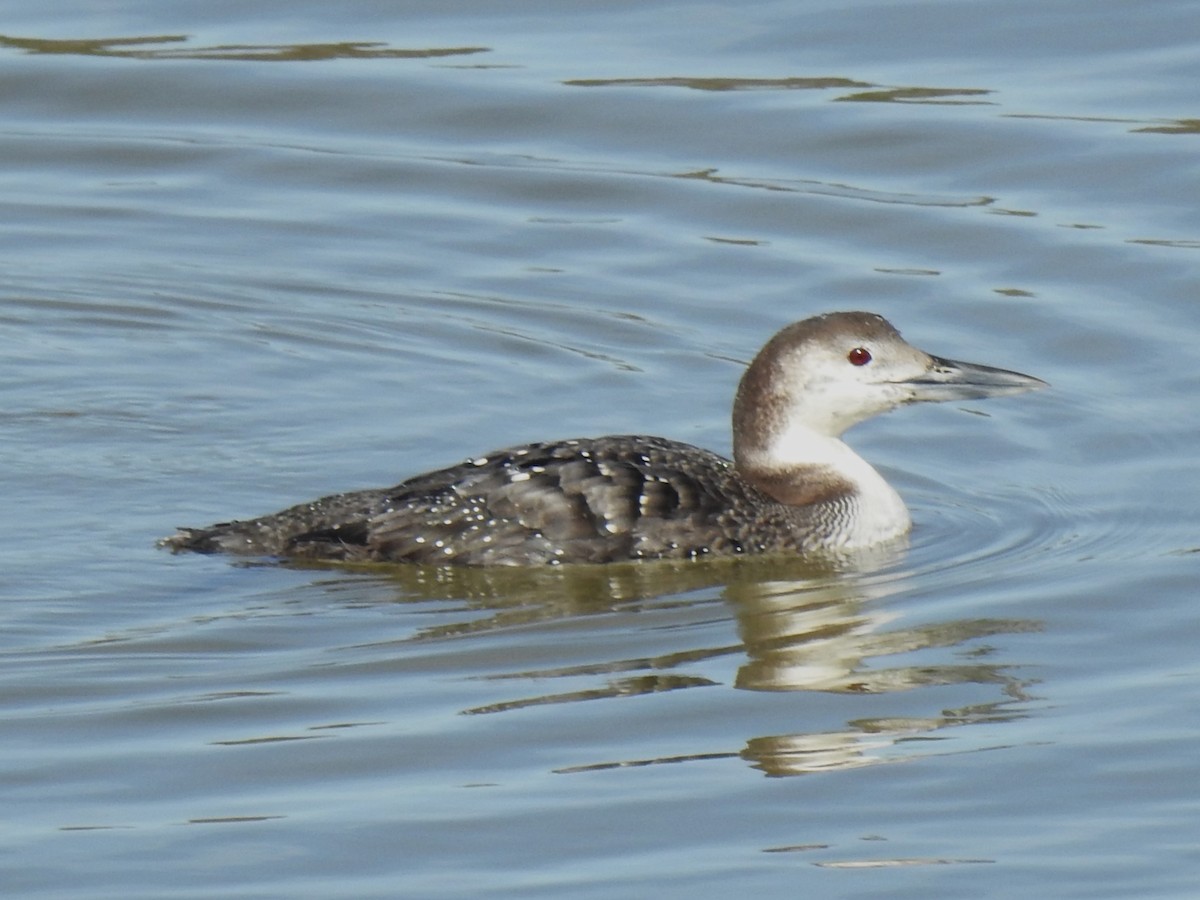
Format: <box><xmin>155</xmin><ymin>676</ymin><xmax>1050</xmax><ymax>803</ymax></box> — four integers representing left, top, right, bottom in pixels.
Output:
<box><xmin>165</xmin><ymin>435</ymin><xmax>849</xmax><ymax>565</ymax></box>
<box><xmin>163</xmin><ymin>311</ymin><xmax>1044</xmax><ymax>566</ymax></box>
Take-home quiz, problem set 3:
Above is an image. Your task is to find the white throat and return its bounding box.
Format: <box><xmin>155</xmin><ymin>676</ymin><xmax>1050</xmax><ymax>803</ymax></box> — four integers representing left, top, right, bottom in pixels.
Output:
<box><xmin>749</xmin><ymin>421</ymin><xmax>912</xmax><ymax>549</ymax></box>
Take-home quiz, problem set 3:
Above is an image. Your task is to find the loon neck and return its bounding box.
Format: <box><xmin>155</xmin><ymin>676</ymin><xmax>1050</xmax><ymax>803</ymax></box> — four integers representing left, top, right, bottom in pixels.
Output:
<box><xmin>731</xmin><ymin>343</ymin><xmax>911</xmax><ymax>546</ymax></box>
<box><xmin>734</xmin><ymin>420</ymin><xmax>911</xmax><ymax>547</ymax></box>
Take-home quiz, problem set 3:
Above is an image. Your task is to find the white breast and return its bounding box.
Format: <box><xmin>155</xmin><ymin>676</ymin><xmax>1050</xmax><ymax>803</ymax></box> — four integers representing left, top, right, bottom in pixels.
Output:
<box><xmin>752</xmin><ymin>420</ymin><xmax>912</xmax><ymax>550</ymax></box>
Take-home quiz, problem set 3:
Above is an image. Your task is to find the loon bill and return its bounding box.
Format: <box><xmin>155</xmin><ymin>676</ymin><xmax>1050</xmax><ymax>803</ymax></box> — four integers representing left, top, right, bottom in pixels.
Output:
<box><xmin>162</xmin><ymin>311</ymin><xmax>1045</xmax><ymax>566</ymax></box>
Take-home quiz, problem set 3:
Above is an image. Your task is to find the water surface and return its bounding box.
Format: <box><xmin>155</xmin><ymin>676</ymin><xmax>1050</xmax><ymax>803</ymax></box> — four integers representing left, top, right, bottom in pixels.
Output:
<box><xmin>4</xmin><ymin>1</ymin><xmax>1200</xmax><ymax>897</ymax></box>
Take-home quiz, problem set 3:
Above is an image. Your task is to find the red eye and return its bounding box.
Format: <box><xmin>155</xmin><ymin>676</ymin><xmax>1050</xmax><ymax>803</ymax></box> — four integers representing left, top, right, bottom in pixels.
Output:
<box><xmin>847</xmin><ymin>347</ymin><xmax>872</xmax><ymax>366</ymax></box>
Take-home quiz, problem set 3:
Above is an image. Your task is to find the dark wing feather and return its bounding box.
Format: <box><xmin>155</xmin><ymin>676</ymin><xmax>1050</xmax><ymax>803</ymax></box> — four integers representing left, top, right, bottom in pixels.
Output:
<box><xmin>163</xmin><ymin>435</ymin><xmax>806</xmax><ymax>565</ymax></box>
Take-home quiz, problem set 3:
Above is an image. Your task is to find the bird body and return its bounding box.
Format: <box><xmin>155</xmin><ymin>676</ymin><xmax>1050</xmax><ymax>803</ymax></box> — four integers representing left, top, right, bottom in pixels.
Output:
<box><xmin>163</xmin><ymin>312</ymin><xmax>1044</xmax><ymax>566</ymax></box>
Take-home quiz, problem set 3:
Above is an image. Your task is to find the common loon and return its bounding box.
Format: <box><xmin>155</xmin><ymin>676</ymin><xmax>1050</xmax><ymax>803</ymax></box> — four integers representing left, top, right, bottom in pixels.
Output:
<box><xmin>162</xmin><ymin>311</ymin><xmax>1044</xmax><ymax>566</ymax></box>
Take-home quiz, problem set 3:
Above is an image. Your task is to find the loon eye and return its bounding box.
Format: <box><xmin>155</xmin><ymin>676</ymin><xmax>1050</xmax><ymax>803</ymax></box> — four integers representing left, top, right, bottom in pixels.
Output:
<box><xmin>847</xmin><ymin>346</ymin><xmax>872</xmax><ymax>366</ymax></box>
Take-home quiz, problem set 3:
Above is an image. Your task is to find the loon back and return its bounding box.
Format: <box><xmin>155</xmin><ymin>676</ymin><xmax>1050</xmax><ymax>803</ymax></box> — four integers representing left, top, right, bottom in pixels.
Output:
<box><xmin>164</xmin><ymin>436</ymin><xmax>845</xmax><ymax>566</ymax></box>
<box><xmin>162</xmin><ymin>311</ymin><xmax>1045</xmax><ymax>566</ymax></box>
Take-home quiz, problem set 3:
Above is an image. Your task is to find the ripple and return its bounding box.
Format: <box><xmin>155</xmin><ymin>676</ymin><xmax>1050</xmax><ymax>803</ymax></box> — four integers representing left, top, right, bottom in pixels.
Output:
<box><xmin>903</xmin><ymin>475</ymin><xmax>1114</xmax><ymax>588</ymax></box>
<box><xmin>0</xmin><ymin>33</ymin><xmax>490</xmax><ymax>62</ymax></box>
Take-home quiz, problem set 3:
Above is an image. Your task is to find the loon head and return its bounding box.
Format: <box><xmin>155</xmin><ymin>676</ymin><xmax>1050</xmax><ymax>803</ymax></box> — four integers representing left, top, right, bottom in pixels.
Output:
<box><xmin>732</xmin><ymin>311</ymin><xmax>1046</xmax><ymax>473</ymax></box>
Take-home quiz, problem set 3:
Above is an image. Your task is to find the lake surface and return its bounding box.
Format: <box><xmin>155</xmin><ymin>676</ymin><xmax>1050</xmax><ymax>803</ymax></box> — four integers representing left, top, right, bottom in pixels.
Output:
<box><xmin>4</xmin><ymin>1</ymin><xmax>1200</xmax><ymax>897</ymax></box>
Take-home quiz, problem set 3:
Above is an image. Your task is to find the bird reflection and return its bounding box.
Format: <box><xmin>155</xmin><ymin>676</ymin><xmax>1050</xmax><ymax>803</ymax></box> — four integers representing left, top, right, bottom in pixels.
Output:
<box><xmin>740</xmin><ymin>695</ymin><xmax>1031</xmax><ymax>778</ymax></box>
<box><xmin>729</xmin><ymin>574</ymin><xmax>1037</xmax><ymax>694</ymax></box>
<box><xmin>350</xmin><ymin>553</ymin><xmax>1039</xmax><ymax>776</ymax></box>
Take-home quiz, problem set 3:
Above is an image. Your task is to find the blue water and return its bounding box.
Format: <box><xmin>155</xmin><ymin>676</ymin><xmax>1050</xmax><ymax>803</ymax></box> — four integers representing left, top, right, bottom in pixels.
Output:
<box><xmin>4</xmin><ymin>2</ymin><xmax>1200</xmax><ymax>897</ymax></box>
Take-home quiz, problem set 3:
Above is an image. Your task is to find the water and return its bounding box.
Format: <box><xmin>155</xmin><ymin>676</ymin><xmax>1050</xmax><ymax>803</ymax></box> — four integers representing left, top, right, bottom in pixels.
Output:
<box><xmin>4</xmin><ymin>1</ymin><xmax>1200</xmax><ymax>897</ymax></box>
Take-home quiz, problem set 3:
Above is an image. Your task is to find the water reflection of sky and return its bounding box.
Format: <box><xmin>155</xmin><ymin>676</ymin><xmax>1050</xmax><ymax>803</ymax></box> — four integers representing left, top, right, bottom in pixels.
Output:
<box><xmin>5</xmin><ymin>0</ymin><xmax>1200</xmax><ymax>895</ymax></box>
